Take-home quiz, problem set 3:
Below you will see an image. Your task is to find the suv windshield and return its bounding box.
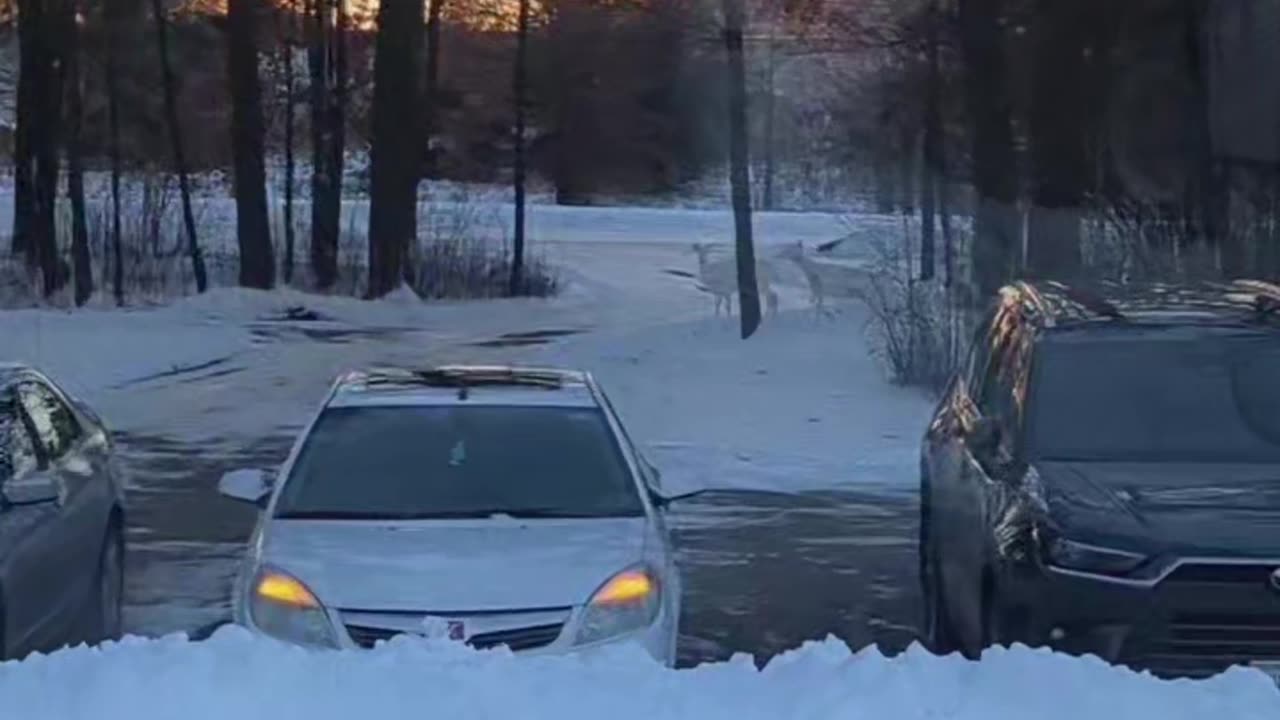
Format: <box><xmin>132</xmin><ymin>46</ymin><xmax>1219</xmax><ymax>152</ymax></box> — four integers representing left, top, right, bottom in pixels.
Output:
<box><xmin>275</xmin><ymin>405</ymin><xmax>644</xmax><ymax>519</ymax></box>
<box><xmin>1028</xmin><ymin>330</ymin><xmax>1280</xmax><ymax>463</ymax></box>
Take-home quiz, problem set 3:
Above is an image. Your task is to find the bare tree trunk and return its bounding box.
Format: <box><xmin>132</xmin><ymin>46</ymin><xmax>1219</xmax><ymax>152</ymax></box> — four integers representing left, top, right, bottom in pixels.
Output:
<box><xmin>281</xmin><ymin>4</ymin><xmax>297</xmax><ymax>284</ymax></box>
<box><xmin>722</xmin><ymin>0</ymin><xmax>760</xmax><ymax>339</ymax></box>
<box><xmin>32</xmin><ymin>0</ymin><xmax>64</xmax><ymax>296</ymax></box>
<box><xmin>919</xmin><ymin>0</ymin><xmax>941</xmax><ymax>282</ymax></box>
<box><xmin>64</xmin><ymin>0</ymin><xmax>92</xmax><ymax>306</ymax></box>
<box><xmin>1188</xmin><ymin>0</ymin><xmax>1237</xmax><ymax>277</ymax></box>
<box><xmin>761</xmin><ymin>21</ymin><xmax>777</xmax><ymax>212</ymax></box>
<box><xmin>330</xmin><ymin>0</ymin><xmax>348</xmax><ymax>253</ymax></box>
<box><xmin>307</xmin><ymin>0</ymin><xmax>341</xmax><ymax>289</ymax></box>
<box><xmin>1026</xmin><ymin>1</ymin><xmax>1088</xmax><ymax>280</ymax></box>
<box><xmin>423</xmin><ymin>0</ymin><xmax>446</xmax><ymax>179</ymax></box>
<box><xmin>151</xmin><ymin>0</ymin><xmax>208</xmax><ymax>293</ymax></box>
<box><xmin>228</xmin><ymin>0</ymin><xmax>275</xmax><ymax>289</ymax></box>
<box><xmin>509</xmin><ymin>0</ymin><xmax>529</xmax><ymax>296</ymax></box>
<box><xmin>959</xmin><ymin>0</ymin><xmax>1019</xmax><ymax>307</ymax></box>
<box><xmin>366</xmin><ymin>0</ymin><xmax>422</xmax><ymax>298</ymax></box>
<box><xmin>14</xmin><ymin>0</ymin><xmax>64</xmax><ymax>295</ymax></box>
<box><xmin>12</xmin><ymin>0</ymin><xmax>38</xmax><ymax>258</ymax></box>
<box><xmin>106</xmin><ymin>0</ymin><xmax>125</xmax><ymax>305</ymax></box>
<box><xmin>307</xmin><ymin>0</ymin><xmax>329</xmax><ymax>286</ymax></box>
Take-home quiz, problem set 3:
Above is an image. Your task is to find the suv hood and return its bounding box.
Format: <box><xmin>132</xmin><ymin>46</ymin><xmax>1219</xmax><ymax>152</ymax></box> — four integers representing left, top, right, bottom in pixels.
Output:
<box><xmin>1038</xmin><ymin>461</ymin><xmax>1280</xmax><ymax>555</ymax></box>
<box><xmin>258</xmin><ymin>517</ymin><xmax>651</xmax><ymax>611</ymax></box>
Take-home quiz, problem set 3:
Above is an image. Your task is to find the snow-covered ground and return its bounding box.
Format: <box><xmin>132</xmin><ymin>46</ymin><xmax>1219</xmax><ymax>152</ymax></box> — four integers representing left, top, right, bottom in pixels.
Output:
<box><xmin>0</xmin><ymin>175</ymin><xmax>857</xmax><ymax>256</ymax></box>
<box><xmin>3</xmin><ymin>205</ymin><xmax>1275</xmax><ymax>711</ymax></box>
<box><xmin>2</xmin><ymin>629</ymin><xmax>1276</xmax><ymax>720</ymax></box>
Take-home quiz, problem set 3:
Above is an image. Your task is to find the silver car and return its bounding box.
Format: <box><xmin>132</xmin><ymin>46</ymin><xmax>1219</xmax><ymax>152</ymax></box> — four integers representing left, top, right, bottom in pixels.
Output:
<box><xmin>0</xmin><ymin>363</ymin><xmax>126</xmax><ymax>660</ymax></box>
<box><xmin>220</xmin><ymin>366</ymin><xmax>693</xmax><ymax>666</ymax></box>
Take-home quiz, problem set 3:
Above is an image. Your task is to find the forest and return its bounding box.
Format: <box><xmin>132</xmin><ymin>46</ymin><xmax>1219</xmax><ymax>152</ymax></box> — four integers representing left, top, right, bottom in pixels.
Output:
<box><xmin>4</xmin><ymin>0</ymin><xmax>1278</xmax><ymax>370</ymax></box>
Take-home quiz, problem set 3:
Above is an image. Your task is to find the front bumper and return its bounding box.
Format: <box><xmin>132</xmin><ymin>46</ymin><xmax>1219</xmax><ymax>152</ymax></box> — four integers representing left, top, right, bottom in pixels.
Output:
<box><xmin>1001</xmin><ymin>559</ymin><xmax>1280</xmax><ymax>678</ymax></box>
<box><xmin>237</xmin><ymin>598</ymin><xmax>678</xmax><ymax>667</ymax></box>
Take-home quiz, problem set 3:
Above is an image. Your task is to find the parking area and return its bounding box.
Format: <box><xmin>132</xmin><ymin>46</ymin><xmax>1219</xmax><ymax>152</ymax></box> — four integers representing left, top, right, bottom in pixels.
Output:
<box><xmin>117</xmin><ymin>429</ymin><xmax>922</xmax><ymax>666</ymax></box>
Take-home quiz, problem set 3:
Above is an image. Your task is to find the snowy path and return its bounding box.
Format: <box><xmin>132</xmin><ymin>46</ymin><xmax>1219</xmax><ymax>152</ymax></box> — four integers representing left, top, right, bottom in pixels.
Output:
<box><xmin>1</xmin><ymin>230</ymin><xmax>938</xmax><ymax>659</ymax></box>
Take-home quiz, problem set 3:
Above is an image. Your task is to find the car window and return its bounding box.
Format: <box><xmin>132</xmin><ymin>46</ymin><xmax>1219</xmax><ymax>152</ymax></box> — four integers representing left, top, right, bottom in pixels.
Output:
<box><xmin>962</xmin><ymin>313</ymin><xmax>995</xmax><ymax>397</ymax></box>
<box><xmin>1028</xmin><ymin>330</ymin><xmax>1280</xmax><ymax>463</ymax></box>
<box><xmin>0</xmin><ymin>392</ymin><xmax>41</xmax><ymax>484</ymax></box>
<box><xmin>275</xmin><ymin>404</ymin><xmax>645</xmax><ymax>519</ymax></box>
<box><xmin>976</xmin><ymin>348</ymin><xmax>1013</xmax><ymax>420</ymax></box>
<box><xmin>596</xmin><ymin>390</ymin><xmax>654</xmax><ymax>484</ymax></box>
<box><xmin>16</xmin><ymin>381</ymin><xmax>82</xmax><ymax>461</ymax></box>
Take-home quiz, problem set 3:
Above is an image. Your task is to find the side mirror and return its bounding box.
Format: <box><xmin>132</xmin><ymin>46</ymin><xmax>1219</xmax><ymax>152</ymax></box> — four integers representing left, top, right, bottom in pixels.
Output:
<box><xmin>3</xmin><ymin>472</ymin><xmax>62</xmax><ymax>506</ymax></box>
<box><xmin>642</xmin><ymin>457</ymin><xmax>663</xmax><ymax>487</ymax></box>
<box><xmin>218</xmin><ymin>468</ymin><xmax>274</xmax><ymax>507</ymax></box>
<box><xmin>968</xmin><ymin>417</ymin><xmax>1002</xmax><ymax>459</ymax></box>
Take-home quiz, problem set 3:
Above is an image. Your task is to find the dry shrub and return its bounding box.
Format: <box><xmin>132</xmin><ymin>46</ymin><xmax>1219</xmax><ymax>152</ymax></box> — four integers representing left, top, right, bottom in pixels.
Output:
<box><xmin>853</xmin><ymin>219</ymin><xmax>961</xmax><ymax>394</ymax></box>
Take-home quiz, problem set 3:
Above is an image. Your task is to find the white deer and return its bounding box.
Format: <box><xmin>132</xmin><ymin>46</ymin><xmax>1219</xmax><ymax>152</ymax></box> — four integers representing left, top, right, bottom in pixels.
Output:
<box><xmin>691</xmin><ymin>243</ymin><xmax>779</xmax><ymax>319</ymax></box>
<box><xmin>779</xmin><ymin>241</ymin><xmax>829</xmax><ymax>318</ymax></box>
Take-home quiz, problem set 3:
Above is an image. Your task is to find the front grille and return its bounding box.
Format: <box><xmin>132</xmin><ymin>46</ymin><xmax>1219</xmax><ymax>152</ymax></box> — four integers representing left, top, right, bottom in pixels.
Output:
<box><xmin>346</xmin><ymin>624</ymin><xmax>401</xmax><ymax>649</ymax></box>
<box><xmin>1165</xmin><ymin>563</ymin><xmax>1279</xmax><ymax>585</ymax></box>
<box><xmin>344</xmin><ymin>622</ymin><xmax>564</xmax><ymax>652</ymax></box>
<box><xmin>468</xmin><ymin>623</ymin><xmax>564</xmax><ymax>651</ymax></box>
<box><xmin>1126</xmin><ymin>613</ymin><xmax>1280</xmax><ymax>678</ymax></box>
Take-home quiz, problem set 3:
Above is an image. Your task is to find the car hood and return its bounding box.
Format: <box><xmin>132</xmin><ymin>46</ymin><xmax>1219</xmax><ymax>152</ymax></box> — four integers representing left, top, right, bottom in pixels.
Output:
<box><xmin>1038</xmin><ymin>461</ymin><xmax>1280</xmax><ymax>555</ymax></box>
<box><xmin>259</xmin><ymin>516</ymin><xmax>651</xmax><ymax>611</ymax></box>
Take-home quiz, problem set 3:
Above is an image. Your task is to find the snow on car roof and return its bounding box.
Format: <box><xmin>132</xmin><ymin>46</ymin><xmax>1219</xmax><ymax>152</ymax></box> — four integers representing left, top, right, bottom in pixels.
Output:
<box><xmin>329</xmin><ymin>365</ymin><xmax>599</xmax><ymax>408</ymax></box>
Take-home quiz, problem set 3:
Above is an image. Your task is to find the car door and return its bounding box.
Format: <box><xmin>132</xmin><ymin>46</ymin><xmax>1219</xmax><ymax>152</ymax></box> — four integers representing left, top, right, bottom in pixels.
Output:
<box><xmin>8</xmin><ymin>378</ymin><xmax>109</xmax><ymax>653</ymax></box>
<box><xmin>948</xmin><ymin>308</ymin><xmax>1029</xmax><ymax>647</ymax></box>
<box><xmin>0</xmin><ymin>383</ymin><xmax>60</xmax><ymax>659</ymax></box>
<box><xmin>927</xmin><ymin>313</ymin><xmax>994</xmax><ymax>615</ymax></box>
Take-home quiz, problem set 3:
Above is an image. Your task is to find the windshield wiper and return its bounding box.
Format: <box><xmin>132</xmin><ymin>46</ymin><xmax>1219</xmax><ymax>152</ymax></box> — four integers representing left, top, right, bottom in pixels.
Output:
<box><xmin>275</xmin><ymin>510</ymin><xmax>418</xmax><ymax>520</ymax></box>
<box><xmin>405</xmin><ymin>507</ymin><xmax>639</xmax><ymax>519</ymax></box>
<box><xmin>494</xmin><ymin>508</ymin><xmax>641</xmax><ymax>519</ymax></box>
<box><xmin>276</xmin><ymin>508</ymin><xmax>639</xmax><ymax>521</ymax></box>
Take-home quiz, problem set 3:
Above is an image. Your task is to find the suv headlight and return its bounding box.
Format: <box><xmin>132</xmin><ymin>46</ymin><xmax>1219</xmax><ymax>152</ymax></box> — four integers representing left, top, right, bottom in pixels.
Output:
<box><xmin>573</xmin><ymin>566</ymin><xmax>662</xmax><ymax>646</ymax></box>
<box><xmin>248</xmin><ymin>567</ymin><xmax>338</xmax><ymax>648</ymax></box>
<box><xmin>1045</xmin><ymin>538</ymin><xmax>1146</xmax><ymax>576</ymax></box>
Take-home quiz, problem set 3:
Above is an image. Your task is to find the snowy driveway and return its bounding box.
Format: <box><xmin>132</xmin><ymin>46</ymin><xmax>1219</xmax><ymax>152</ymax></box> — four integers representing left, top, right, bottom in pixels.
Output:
<box><xmin>118</xmin><ymin>427</ymin><xmax>921</xmax><ymax>665</ymax></box>
<box><xmin>3</xmin><ymin>234</ymin><xmax>932</xmax><ymax>665</ymax></box>
<box><xmin>4</xmin><ymin>227</ymin><xmax>1279</xmax><ymax>716</ymax></box>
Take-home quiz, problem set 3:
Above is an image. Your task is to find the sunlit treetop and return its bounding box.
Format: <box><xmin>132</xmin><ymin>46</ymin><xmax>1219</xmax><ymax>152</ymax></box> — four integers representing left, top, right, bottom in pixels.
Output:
<box><xmin>175</xmin><ymin>0</ymin><xmax>554</xmax><ymax>31</ymax></box>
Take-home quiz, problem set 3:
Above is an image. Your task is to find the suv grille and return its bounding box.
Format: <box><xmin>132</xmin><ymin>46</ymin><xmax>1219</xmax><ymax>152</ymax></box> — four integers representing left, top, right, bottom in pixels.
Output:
<box><xmin>345</xmin><ymin>622</ymin><xmax>565</xmax><ymax>652</ymax></box>
<box><xmin>346</xmin><ymin>624</ymin><xmax>399</xmax><ymax>648</ymax></box>
<box><xmin>1126</xmin><ymin>613</ymin><xmax>1280</xmax><ymax>678</ymax></box>
<box><xmin>1164</xmin><ymin>563</ymin><xmax>1279</xmax><ymax>585</ymax></box>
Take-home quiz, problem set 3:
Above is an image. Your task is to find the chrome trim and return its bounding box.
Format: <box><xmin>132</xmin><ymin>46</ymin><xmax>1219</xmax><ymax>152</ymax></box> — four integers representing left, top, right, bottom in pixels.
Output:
<box><xmin>1049</xmin><ymin>556</ymin><xmax>1280</xmax><ymax>589</ymax></box>
<box><xmin>1048</xmin><ymin>538</ymin><xmax>1145</xmax><ymax>562</ymax></box>
<box><xmin>339</xmin><ymin>607</ymin><xmax>572</xmax><ymax>641</ymax></box>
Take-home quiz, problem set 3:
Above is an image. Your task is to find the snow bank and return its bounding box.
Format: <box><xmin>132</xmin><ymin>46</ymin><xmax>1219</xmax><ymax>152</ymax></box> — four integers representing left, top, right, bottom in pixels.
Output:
<box><xmin>0</xmin><ymin>285</ymin><xmax>443</xmax><ymax>406</ymax></box>
<box><xmin>0</xmin><ymin>305</ymin><xmax>249</xmax><ymax>406</ymax></box>
<box><xmin>1</xmin><ymin>629</ymin><xmax>1275</xmax><ymax>720</ymax></box>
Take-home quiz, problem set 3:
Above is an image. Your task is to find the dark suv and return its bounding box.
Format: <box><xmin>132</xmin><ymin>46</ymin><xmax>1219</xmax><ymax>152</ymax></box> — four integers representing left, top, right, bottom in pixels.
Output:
<box><xmin>919</xmin><ymin>280</ymin><xmax>1280</xmax><ymax>680</ymax></box>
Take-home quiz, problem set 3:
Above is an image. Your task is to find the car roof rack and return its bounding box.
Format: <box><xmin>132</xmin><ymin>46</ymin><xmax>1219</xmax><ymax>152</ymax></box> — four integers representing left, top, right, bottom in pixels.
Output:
<box><xmin>1013</xmin><ymin>281</ymin><xmax>1124</xmax><ymax>328</ymax></box>
<box><xmin>1230</xmin><ymin>280</ymin><xmax>1280</xmax><ymax>320</ymax></box>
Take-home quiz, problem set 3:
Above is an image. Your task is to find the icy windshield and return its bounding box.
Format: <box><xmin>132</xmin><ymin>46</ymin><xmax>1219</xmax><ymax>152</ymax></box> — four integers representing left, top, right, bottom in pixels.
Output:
<box><xmin>1028</xmin><ymin>331</ymin><xmax>1280</xmax><ymax>463</ymax></box>
<box><xmin>275</xmin><ymin>405</ymin><xmax>644</xmax><ymax>519</ymax></box>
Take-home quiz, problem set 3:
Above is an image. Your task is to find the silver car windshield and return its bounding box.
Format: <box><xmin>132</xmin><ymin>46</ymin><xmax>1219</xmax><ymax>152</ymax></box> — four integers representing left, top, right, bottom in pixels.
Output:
<box><xmin>274</xmin><ymin>405</ymin><xmax>645</xmax><ymax>519</ymax></box>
